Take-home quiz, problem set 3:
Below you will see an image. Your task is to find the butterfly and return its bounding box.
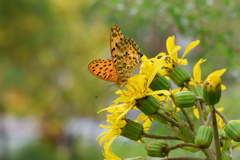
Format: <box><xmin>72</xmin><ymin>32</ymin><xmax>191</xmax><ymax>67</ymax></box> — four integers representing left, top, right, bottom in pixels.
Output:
<box><xmin>88</xmin><ymin>24</ymin><xmax>143</xmax><ymax>88</ymax></box>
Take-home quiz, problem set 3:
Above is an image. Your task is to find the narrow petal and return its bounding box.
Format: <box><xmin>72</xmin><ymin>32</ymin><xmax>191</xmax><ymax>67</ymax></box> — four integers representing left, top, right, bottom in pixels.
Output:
<box><xmin>193</xmin><ymin>107</ymin><xmax>199</xmax><ymax>119</ymax></box>
<box><xmin>193</xmin><ymin>59</ymin><xmax>206</xmax><ymax>83</ymax></box>
<box><xmin>211</xmin><ymin>68</ymin><xmax>226</xmax><ymax>77</ymax></box>
<box><xmin>178</xmin><ymin>59</ymin><xmax>188</xmax><ymax>65</ymax></box>
<box><xmin>147</xmin><ymin>57</ymin><xmax>165</xmax><ymax>87</ymax></box>
<box><xmin>166</xmin><ymin>36</ymin><xmax>175</xmax><ymax>55</ymax></box>
<box><xmin>136</xmin><ymin>113</ymin><xmax>147</xmax><ymax>122</ymax></box>
<box><xmin>181</xmin><ymin>40</ymin><xmax>200</xmax><ymax>60</ymax></box>
<box><xmin>147</xmin><ymin>90</ymin><xmax>171</xmax><ymax>96</ymax></box>
<box><xmin>221</xmin><ymin>84</ymin><xmax>226</xmax><ymax>90</ymax></box>
<box><xmin>105</xmin><ymin>136</ymin><xmax>117</xmax><ymax>159</ymax></box>
<box><xmin>96</xmin><ymin>131</ymin><xmax>109</xmax><ymax>141</ymax></box>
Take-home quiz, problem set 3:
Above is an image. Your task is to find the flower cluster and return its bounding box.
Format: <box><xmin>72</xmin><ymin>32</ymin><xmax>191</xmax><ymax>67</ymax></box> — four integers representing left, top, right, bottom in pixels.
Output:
<box><xmin>96</xmin><ymin>35</ymin><xmax>239</xmax><ymax>160</ymax></box>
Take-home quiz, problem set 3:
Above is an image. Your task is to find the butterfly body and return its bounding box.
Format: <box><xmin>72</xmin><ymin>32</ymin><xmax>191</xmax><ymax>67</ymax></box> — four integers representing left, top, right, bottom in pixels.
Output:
<box><xmin>88</xmin><ymin>24</ymin><xmax>143</xmax><ymax>87</ymax></box>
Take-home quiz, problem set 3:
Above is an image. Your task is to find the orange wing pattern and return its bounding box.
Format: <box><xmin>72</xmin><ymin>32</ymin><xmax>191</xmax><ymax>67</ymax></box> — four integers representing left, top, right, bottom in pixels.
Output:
<box><xmin>88</xmin><ymin>24</ymin><xmax>143</xmax><ymax>87</ymax></box>
<box><xmin>88</xmin><ymin>59</ymin><xmax>118</xmax><ymax>82</ymax></box>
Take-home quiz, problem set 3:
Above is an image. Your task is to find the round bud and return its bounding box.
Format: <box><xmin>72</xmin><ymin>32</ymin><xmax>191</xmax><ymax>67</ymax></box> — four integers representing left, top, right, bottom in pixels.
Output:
<box><xmin>173</xmin><ymin>91</ymin><xmax>195</xmax><ymax>108</ymax></box>
<box><xmin>225</xmin><ymin>120</ymin><xmax>240</xmax><ymax>142</ymax></box>
<box><xmin>195</xmin><ymin>126</ymin><xmax>213</xmax><ymax>148</ymax></box>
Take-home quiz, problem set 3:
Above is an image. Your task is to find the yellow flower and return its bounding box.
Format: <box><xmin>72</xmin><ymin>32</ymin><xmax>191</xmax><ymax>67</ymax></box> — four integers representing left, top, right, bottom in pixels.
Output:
<box><xmin>96</xmin><ymin>102</ymin><xmax>131</xmax><ymax>160</ymax></box>
<box><xmin>190</xmin><ymin>59</ymin><xmax>226</xmax><ymax>90</ymax></box>
<box><xmin>164</xmin><ymin>35</ymin><xmax>200</xmax><ymax>69</ymax></box>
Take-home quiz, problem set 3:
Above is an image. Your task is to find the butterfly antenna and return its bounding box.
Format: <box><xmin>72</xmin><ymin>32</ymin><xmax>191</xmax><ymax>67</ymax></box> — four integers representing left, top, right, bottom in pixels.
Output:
<box><xmin>95</xmin><ymin>84</ymin><xmax>115</xmax><ymax>98</ymax></box>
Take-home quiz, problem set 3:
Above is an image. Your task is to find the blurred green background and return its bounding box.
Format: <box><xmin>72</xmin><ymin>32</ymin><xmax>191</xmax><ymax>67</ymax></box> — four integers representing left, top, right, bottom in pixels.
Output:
<box><xmin>0</xmin><ymin>0</ymin><xmax>240</xmax><ymax>159</ymax></box>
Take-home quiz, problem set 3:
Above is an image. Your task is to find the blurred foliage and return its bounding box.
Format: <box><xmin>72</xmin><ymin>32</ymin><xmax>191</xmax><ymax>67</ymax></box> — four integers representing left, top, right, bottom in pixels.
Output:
<box><xmin>0</xmin><ymin>0</ymin><xmax>240</xmax><ymax>159</ymax></box>
<box><xmin>90</xmin><ymin>0</ymin><xmax>240</xmax><ymax>80</ymax></box>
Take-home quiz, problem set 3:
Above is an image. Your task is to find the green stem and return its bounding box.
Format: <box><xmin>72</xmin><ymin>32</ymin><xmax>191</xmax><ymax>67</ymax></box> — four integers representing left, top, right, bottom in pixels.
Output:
<box><xmin>143</xmin><ymin>132</ymin><xmax>180</xmax><ymax>140</ymax></box>
<box><xmin>201</xmin><ymin>148</ymin><xmax>215</xmax><ymax>160</ymax></box>
<box><xmin>160</xmin><ymin>157</ymin><xmax>207</xmax><ymax>160</ymax></box>
<box><xmin>215</xmin><ymin>108</ymin><xmax>229</xmax><ymax>125</ymax></box>
<box><xmin>166</xmin><ymin>143</ymin><xmax>199</xmax><ymax>152</ymax></box>
<box><xmin>156</xmin><ymin>110</ymin><xmax>181</xmax><ymax>127</ymax></box>
<box><xmin>185</xmin><ymin>82</ymin><xmax>205</xmax><ymax>126</ymax></box>
<box><xmin>210</xmin><ymin>105</ymin><xmax>222</xmax><ymax>160</ymax></box>
<box><xmin>206</xmin><ymin>112</ymin><xmax>213</xmax><ymax>127</ymax></box>
<box><xmin>180</xmin><ymin>108</ymin><xmax>196</xmax><ymax>134</ymax></box>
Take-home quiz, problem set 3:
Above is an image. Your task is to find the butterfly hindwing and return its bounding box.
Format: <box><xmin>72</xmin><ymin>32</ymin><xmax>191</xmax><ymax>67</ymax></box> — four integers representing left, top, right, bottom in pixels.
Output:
<box><xmin>88</xmin><ymin>59</ymin><xmax>118</xmax><ymax>82</ymax></box>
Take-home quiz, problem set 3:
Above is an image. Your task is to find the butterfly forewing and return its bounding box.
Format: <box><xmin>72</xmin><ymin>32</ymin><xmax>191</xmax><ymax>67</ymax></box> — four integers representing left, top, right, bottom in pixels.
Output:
<box><xmin>88</xmin><ymin>59</ymin><xmax>118</xmax><ymax>82</ymax></box>
<box><xmin>110</xmin><ymin>24</ymin><xmax>125</xmax><ymax>68</ymax></box>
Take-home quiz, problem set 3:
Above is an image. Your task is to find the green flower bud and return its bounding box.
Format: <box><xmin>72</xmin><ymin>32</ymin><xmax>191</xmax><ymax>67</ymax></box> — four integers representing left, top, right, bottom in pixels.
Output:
<box><xmin>225</xmin><ymin>120</ymin><xmax>240</xmax><ymax>142</ymax></box>
<box><xmin>166</xmin><ymin>64</ymin><xmax>191</xmax><ymax>87</ymax></box>
<box><xmin>218</xmin><ymin>128</ymin><xmax>227</xmax><ymax>139</ymax></box>
<box><xmin>145</xmin><ymin>140</ymin><xmax>169</xmax><ymax>157</ymax></box>
<box><xmin>121</xmin><ymin>119</ymin><xmax>143</xmax><ymax>141</ymax></box>
<box><xmin>195</xmin><ymin>126</ymin><xmax>213</xmax><ymax>148</ymax></box>
<box><xmin>149</xmin><ymin>73</ymin><xmax>171</xmax><ymax>92</ymax></box>
<box><xmin>173</xmin><ymin>91</ymin><xmax>195</xmax><ymax>108</ymax></box>
<box><xmin>203</xmin><ymin>74</ymin><xmax>221</xmax><ymax>105</ymax></box>
<box><xmin>136</xmin><ymin>95</ymin><xmax>159</xmax><ymax>115</ymax></box>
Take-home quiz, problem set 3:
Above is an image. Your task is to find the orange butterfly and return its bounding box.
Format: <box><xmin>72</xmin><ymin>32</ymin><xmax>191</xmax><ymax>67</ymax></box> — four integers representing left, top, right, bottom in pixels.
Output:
<box><xmin>88</xmin><ymin>24</ymin><xmax>143</xmax><ymax>87</ymax></box>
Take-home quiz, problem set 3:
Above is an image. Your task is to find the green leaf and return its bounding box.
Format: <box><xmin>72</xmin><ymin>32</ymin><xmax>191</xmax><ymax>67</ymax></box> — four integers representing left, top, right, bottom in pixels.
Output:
<box><xmin>222</xmin><ymin>139</ymin><xmax>232</xmax><ymax>160</ymax></box>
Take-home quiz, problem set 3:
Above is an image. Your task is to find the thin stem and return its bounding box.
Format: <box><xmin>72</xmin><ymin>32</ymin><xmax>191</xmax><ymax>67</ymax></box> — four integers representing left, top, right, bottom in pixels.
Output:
<box><xmin>195</xmin><ymin>96</ymin><xmax>204</xmax><ymax>102</ymax></box>
<box><xmin>166</xmin><ymin>143</ymin><xmax>199</xmax><ymax>152</ymax></box>
<box><xmin>143</xmin><ymin>132</ymin><xmax>180</xmax><ymax>140</ymax></box>
<box><xmin>160</xmin><ymin>157</ymin><xmax>207</xmax><ymax>160</ymax></box>
<box><xmin>180</xmin><ymin>108</ymin><xmax>196</xmax><ymax>134</ymax></box>
<box><xmin>210</xmin><ymin>105</ymin><xmax>222</xmax><ymax>160</ymax></box>
<box><xmin>215</xmin><ymin>108</ymin><xmax>229</xmax><ymax>125</ymax></box>
<box><xmin>206</xmin><ymin>112</ymin><xmax>213</xmax><ymax>127</ymax></box>
<box><xmin>185</xmin><ymin>82</ymin><xmax>205</xmax><ymax>126</ymax></box>
<box><xmin>201</xmin><ymin>148</ymin><xmax>215</xmax><ymax>160</ymax></box>
<box><xmin>156</xmin><ymin>110</ymin><xmax>181</xmax><ymax>127</ymax></box>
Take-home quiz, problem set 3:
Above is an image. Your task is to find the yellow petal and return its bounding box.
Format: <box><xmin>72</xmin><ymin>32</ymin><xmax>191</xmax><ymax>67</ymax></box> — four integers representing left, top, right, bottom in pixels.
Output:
<box><xmin>221</xmin><ymin>84</ymin><xmax>226</xmax><ymax>90</ymax></box>
<box><xmin>178</xmin><ymin>59</ymin><xmax>188</xmax><ymax>65</ymax></box>
<box><xmin>193</xmin><ymin>107</ymin><xmax>199</xmax><ymax>119</ymax></box>
<box><xmin>141</xmin><ymin>55</ymin><xmax>148</xmax><ymax>62</ymax></box>
<box><xmin>193</xmin><ymin>59</ymin><xmax>206</xmax><ymax>83</ymax></box>
<box><xmin>105</xmin><ymin>135</ymin><xmax>117</xmax><ymax>158</ymax></box>
<box><xmin>211</xmin><ymin>68</ymin><xmax>226</xmax><ymax>77</ymax></box>
<box><xmin>156</xmin><ymin>52</ymin><xmax>166</xmax><ymax>58</ymax></box>
<box><xmin>147</xmin><ymin>57</ymin><xmax>165</xmax><ymax>87</ymax></box>
<box><xmin>147</xmin><ymin>90</ymin><xmax>171</xmax><ymax>96</ymax></box>
<box><xmin>166</xmin><ymin>35</ymin><xmax>175</xmax><ymax>55</ymax></box>
<box><xmin>181</xmin><ymin>40</ymin><xmax>200</xmax><ymax>60</ymax></box>
<box><xmin>136</xmin><ymin>113</ymin><xmax>147</xmax><ymax>122</ymax></box>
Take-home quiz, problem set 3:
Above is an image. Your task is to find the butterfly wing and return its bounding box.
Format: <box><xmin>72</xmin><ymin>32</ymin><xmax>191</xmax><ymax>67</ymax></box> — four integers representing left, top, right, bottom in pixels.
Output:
<box><xmin>116</xmin><ymin>38</ymin><xmax>143</xmax><ymax>81</ymax></box>
<box><xmin>110</xmin><ymin>24</ymin><xmax>125</xmax><ymax>69</ymax></box>
<box><xmin>88</xmin><ymin>59</ymin><xmax>118</xmax><ymax>82</ymax></box>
